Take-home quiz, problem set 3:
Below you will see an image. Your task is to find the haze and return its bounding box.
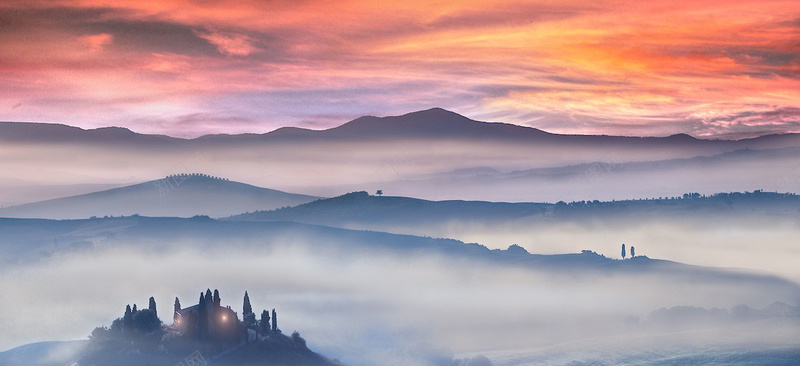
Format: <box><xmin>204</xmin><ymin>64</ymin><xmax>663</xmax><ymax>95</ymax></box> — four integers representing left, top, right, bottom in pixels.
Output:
<box><xmin>1</xmin><ymin>241</ymin><xmax>796</xmax><ymax>366</ymax></box>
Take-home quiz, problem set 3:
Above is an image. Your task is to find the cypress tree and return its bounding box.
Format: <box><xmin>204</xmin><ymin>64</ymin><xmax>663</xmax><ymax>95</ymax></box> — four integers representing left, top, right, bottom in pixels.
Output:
<box><xmin>123</xmin><ymin>305</ymin><xmax>133</xmax><ymax>330</ymax></box>
<box><xmin>173</xmin><ymin>297</ymin><xmax>181</xmax><ymax>323</ymax></box>
<box><xmin>213</xmin><ymin>289</ymin><xmax>221</xmax><ymax>307</ymax></box>
<box><xmin>243</xmin><ymin>291</ymin><xmax>255</xmax><ymax>328</ymax></box>
<box><xmin>621</xmin><ymin>243</ymin><xmax>626</xmax><ymax>259</ymax></box>
<box><xmin>243</xmin><ymin>291</ymin><xmax>253</xmax><ymax>316</ymax></box>
<box><xmin>149</xmin><ymin>296</ymin><xmax>157</xmax><ymax>317</ymax></box>
<box><xmin>271</xmin><ymin>308</ymin><xmax>277</xmax><ymax>332</ymax></box>
<box><xmin>260</xmin><ymin>310</ymin><xmax>270</xmax><ymax>334</ymax></box>
<box><xmin>132</xmin><ymin>304</ymin><xmax>138</xmax><ymax>314</ymax></box>
<box><xmin>631</xmin><ymin>246</ymin><xmax>636</xmax><ymax>258</ymax></box>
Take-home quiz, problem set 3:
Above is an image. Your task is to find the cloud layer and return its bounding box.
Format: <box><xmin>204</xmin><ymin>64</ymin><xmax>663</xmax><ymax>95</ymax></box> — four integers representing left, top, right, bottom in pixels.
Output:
<box><xmin>0</xmin><ymin>1</ymin><xmax>798</xmax><ymax>137</ymax></box>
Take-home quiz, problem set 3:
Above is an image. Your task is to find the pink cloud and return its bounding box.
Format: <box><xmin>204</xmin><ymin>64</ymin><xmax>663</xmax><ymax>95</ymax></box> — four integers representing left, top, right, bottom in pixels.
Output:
<box><xmin>80</xmin><ymin>33</ymin><xmax>113</xmax><ymax>52</ymax></box>
<box><xmin>194</xmin><ymin>29</ymin><xmax>257</xmax><ymax>56</ymax></box>
<box><xmin>0</xmin><ymin>1</ymin><xmax>799</xmax><ymax>138</ymax></box>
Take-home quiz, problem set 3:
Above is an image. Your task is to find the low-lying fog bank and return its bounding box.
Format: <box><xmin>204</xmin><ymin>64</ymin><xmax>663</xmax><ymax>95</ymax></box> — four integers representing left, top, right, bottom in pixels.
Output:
<box><xmin>1</xmin><ymin>241</ymin><xmax>797</xmax><ymax>365</ymax></box>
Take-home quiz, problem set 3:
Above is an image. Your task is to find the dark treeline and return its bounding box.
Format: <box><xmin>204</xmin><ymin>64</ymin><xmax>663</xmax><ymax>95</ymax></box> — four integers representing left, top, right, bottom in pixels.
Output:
<box><xmin>79</xmin><ymin>289</ymin><xmax>336</xmax><ymax>366</ymax></box>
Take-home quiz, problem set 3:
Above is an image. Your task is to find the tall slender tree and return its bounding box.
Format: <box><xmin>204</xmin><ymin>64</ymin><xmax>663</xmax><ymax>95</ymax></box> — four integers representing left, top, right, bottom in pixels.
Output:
<box><xmin>132</xmin><ymin>304</ymin><xmax>138</xmax><ymax>313</ymax></box>
<box><xmin>260</xmin><ymin>310</ymin><xmax>270</xmax><ymax>334</ymax></box>
<box><xmin>271</xmin><ymin>308</ymin><xmax>278</xmax><ymax>332</ymax></box>
<box><xmin>630</xmin><ymin>246</ymin><xmax>636</xmax><ymax>258</ymax></box>
<box><xmin>243</xmin><ymin>291</ymin><xmax>255</xmax><ymax>328</ymax></box>
<box><xmin>243</xmin><ymin>291</ymin><xmax>253</xmax><ymax>316</ymax></box>
<box><xmin>123</xmin><ymin>305</ymin><xmax>133</xmax><ymax>330</ymax></box>
<box><xmin>213</xmin><ymin>289</ymin><xmax>221</xmax><ymax>307</ymax></box>
<box><xmin>173</xmin><ymin>297</ymin><xmax>181</xmax><ymax>323</ymax></box>
<box><xmin>621</xmin><ymin>243</ymin><xmax>626</xmax><ymax>259</ymax></box>
<box><xmin>149</xmin><ymin>296</ymin><xmax>157</xmax><ymax>317</ymax></box>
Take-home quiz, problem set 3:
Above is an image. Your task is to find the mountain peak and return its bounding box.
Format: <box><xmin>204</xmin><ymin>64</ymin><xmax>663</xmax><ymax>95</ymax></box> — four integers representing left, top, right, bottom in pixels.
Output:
<box><xmin>325</xmin><ymin>107</ymin><xmax>547</xmax><ymax>140</ymax></box>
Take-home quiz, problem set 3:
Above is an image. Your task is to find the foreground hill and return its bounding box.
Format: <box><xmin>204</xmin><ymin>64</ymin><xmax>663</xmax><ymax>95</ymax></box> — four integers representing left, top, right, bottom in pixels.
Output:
<box><xmin>0</xmin><ymin>174</ymin><xmax>318</xmax><ymax>219</ymax></box>
<box><xmin>0</xmin><ymin>215</ymin><xmax>798</xmax><ymax>365</ymax></box>
<box><xmin>0</xmin><ymin>341</ymin><xmax>87</xmax><ymax>366</ymax></box>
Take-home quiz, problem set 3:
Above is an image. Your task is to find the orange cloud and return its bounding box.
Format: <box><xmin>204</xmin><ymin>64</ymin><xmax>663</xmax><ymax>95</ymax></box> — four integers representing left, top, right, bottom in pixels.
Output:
<box><xmin>0</xmin><ymin>0</ymin><xmax>798</xmax><ymax>137</ymax></box>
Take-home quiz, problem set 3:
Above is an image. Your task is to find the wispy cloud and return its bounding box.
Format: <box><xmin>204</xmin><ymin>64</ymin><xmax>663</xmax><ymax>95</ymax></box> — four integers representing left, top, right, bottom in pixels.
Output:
<box><xmin>80</xmin><ymin>33</ymin><xmax>113</xmax><ymax>51</ymax></box>
<box><xmin>194</xmin><ymin>28</ymin><xmax>257</xmax><ymax>56</ymax></box>
<box><xmin>0</xmin><ymin>0</ymin><xmax>798</xmax><ymax>137</ymax></box>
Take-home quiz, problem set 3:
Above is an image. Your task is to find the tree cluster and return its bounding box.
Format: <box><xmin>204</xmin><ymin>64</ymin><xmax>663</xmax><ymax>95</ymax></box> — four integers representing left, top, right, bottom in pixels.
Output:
<box><xmin>89</xmin><ymin>296</ymin><xmax>163</xmax><ymax>349</ymax></box>
<box><xmin>242</xmin><ymin>290</ymin><xmax>280</xmax><ymax>340</ymax></box>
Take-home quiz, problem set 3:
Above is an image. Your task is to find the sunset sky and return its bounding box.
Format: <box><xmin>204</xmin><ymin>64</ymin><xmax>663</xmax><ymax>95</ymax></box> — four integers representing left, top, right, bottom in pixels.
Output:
<box><xmin>0</xmin><ymin>0</ymin><xmax>798</xmax><ymax>138</ymax></box>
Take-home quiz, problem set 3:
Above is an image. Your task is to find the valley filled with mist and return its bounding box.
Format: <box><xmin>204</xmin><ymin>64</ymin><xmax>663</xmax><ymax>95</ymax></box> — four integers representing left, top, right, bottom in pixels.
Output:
<box><xmin>1</xmin><ymin>109</ymin><xmax>799</xmax><ymax>366</ymax></box>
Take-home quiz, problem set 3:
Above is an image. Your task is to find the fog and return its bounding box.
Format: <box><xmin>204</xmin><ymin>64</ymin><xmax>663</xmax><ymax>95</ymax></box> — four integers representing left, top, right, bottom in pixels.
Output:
<box><xmin>3</xmin><ymin>139</ymin><xmax>800</xmax><ymax>206</ymax></box>
<box><xmin>0</xmin><ymin>240</ymin><xmax>796</xmax><ymax>365</ymax></box>
<box><xmin>370</xmin><ymin>217</ymin><xmax>800</xmax><ymax>284</ymax></box>
<box><xmin>2</xmin><ymin>124</ymin><xmax>800</xmax><ymax>365</ymax></box>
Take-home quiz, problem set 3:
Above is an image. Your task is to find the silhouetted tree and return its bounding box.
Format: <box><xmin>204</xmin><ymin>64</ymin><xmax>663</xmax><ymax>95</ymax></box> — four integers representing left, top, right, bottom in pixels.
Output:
<box><xmin>376</xmin><ymin>189</ymin><xmax>383</xmax><ymax>196</ymax></box>
<box><xmin>243</xmin><ymin>291</ymin><xmax>253</xmax><ymax>317</ymax></box>
<box><xmin>621</xmin><ymin>243</ymin><xmax>626</xmax><ymax>259</ymax></box>
<box><xmin>630</xmin><ymin>246</ymin><xmax>635</xmax><ymax>258</ymax></box>
<box><xmin>244</xmin><ymin>312</ymin><xmax>256</xmax><ymax>329</ymax></box>
<box><xmin>89</xmin><ymin>326</ymin><xmax>110</xmax><ymax>342</ymax></box>
<box><xmin>148</xmin><ymin>297</ymin><xmax>157</xmax><ymax>317</ymax></box>
<box><xmin>272</xmin><ymin>308</ymin><xmax>278</xmax><ymax>332</ymax></box>
<box><xmin>213</xmin><ymin>289</ymin><xmax>221</xmax><ymax>307</ymax></box>
<box><xmin>243</xmin><ymin>291</ymin><xmax>256</xmax><ymax>329</ymax></box>
<box><xmin>291</xmin><ymin>331</ymin><xmax>306</xmax><ymax>347</ymax></box>
<box><xmin>132</xmin><ymin>304</ymin><xmax>138</xmax><ymax>314</ymax></box>
<box><xmin>123</xmin><ymin>305</ymin><xmax>133</xmax><ymax>330</ymax></box>
<box><xmin>260</xmin><ymin>310</ymin><xmax>270</xmax><ymax>334</ymax></box>
<box><xmin>173</xmin><ymin>297</ymin><xmax>181</xmax><ymax>323</ymax></box>
<box><xmin>132</xmin><ymin>309</ymin><xmax>161</xmax><ymax>333</ymax></box>
<box><xmin>205</xmin><ymin>289</ymin><xmax>213</xmax><ymax>307</ymax></box>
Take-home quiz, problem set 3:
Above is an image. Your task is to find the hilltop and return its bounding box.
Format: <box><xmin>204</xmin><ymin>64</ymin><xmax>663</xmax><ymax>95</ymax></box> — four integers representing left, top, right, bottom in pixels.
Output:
<box><xmin>75</xmin><ymin>289</ymin><xmax>342</xmax><ymax>366</ymax></box>
<box><xmin>229</xmin><ymin>190</ymin><xmax>800</xmax><ymax>230</ymax></box>
<box><xmin>0</xmin><ymin>174</ymin><xmax>318</xmax><ymax>219</ymax></box>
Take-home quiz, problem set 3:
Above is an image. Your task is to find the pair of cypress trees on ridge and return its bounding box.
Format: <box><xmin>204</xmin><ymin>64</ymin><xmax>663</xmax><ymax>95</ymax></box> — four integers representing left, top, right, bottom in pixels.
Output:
<box><xmin>621</xmin><ymin>244</ymin><xmax>635</xmax><ymax>259</ymax></box>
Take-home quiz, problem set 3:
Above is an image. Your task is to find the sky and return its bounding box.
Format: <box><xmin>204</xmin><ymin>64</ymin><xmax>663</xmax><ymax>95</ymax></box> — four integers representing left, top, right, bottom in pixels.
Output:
<box><xmin>0</xmin><ymin>0</ymin><xmax>798</xmax><ymax>138</ymax></box>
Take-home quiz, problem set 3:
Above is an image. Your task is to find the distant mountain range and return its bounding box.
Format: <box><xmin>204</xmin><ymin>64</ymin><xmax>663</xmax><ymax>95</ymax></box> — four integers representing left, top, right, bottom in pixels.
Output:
<box><xmin>3</xmin><ymin>107</ymin><xmax>800</xmax><ymax>204</ymax></box>
<box><xmin>3</xmin><ymin>108</ymin><xmax>800</xmax><ymax>146</ymax></box>
<box><xmin>0</xmin><ymin>174</ymin><xmax>317</xmax><ymax>219</ymax></box>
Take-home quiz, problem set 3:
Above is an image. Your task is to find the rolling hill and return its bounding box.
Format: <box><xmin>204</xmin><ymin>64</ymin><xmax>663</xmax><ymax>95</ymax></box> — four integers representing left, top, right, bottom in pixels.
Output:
<box><xmin>1</xmin><ymin>214</ymin><xmax>798</xmax><ymax>365</ymax></box>
<box><xmin>0</xmin><ymin>214</ymin><xmax>796</xmax><ymax>289</ymax></box>
<box><xmin>0</xmin><ymin>174</ymin><xmax>318</xmax><ymax>219</ymax></box>
<box><xmin>228</xmin><ymin>190</ymin><xmax>800</xmax><ymax>231</ymax></box>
